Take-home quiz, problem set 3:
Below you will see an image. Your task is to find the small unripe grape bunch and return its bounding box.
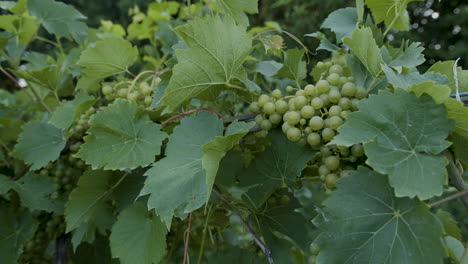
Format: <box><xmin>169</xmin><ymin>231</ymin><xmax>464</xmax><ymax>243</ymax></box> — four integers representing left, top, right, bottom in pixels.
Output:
<box><xmin>102</xmin><ymin>80</ymin><xmax>157</xmax><ymax>107</ymax></box>
<box><xmin>250</xmin><ymin>89</ymin><xmax>288</xmax><ymax>131</ymax></box>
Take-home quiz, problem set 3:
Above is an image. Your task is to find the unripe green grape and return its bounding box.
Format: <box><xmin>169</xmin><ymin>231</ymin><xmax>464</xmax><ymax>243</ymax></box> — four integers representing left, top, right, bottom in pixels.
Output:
<box><xmin>260</xmin><ymin>120</ymin><xmax>272</xmax><ymax>130</ymax></box>
<box><xmin>304</xmin><ymin>127</ymin><xmax>312</xmax><ymax>134</ymax></box>
<box><xmin>329</xmin><ymin>85</ymin><xmax>340</xmax><ymax>92</ymax></box>
<box><xmin>288</xmin><ymin>101</ymin><xmax>297</xmax><ymax>111</ymax></box>
<box><xmin>102</xmin><ymin>85</ymin><xmax>112</xmax><ymax>96</ymax></box>
<box><xmin>300</xmin><ymin>118</ymin><xmax>307</xmax><ymax>125</ymax></box>
<box><xmin>295</xmin><ymin>89</ymin><xmax>304</xmax><ymax>96</ymax></box>
<box><xmin>340</xmin><ymin>110</ymin><xmax>350</xmax><ymax>119</ymax></box>
<box><xmin>271</xmin><ymin>89</ymin><xmax>282</xmax><ymax>99</ymax></box>
<box><xmin>341</xmin><ymin>82</ymin><xmax>356</xmax><ymax>97</ymax></box>
<box><xmin>338</xmin><ymin>145</ymin><xmax>349</xmax><ymax>156</ymax></box>
<box><xmin>298</xmin><ymin>137</ymin><xmax>307</xmax><ymax>147</ymax></box>
<box><xmin>328</xmin><ymin>90</ymin><xmax>341</xmax><ymax>103</ymax></box>
<box><xmin>329</xmin><ymin>64</ymin><xmax>343</xmax><ymax>75</ymax></box>
<box><xmin>307</xmin><ymin>133</ymin><xmax>321</xmax><ymax>147</ymax></box>
<box><xmin>286</xmin><ymin>111</ymin><xmax>301</xmax><ymax>126</ymax></box>
<box><xmin>316</xmin><ymin>80</ymin><xmax>330</xmax><ymax>94</ymax></box>
<box><xmin>325</xmin><ymin>173</ymin><xmax>339</xmax><ymax>187</ymax></box>
<box><xmin>316</xmin><ymin>61</ymin><xmax>325</xmax><ymax>69</ymax></box>
<box><xmin>309</xmin><ymin>116</ymin><xmax>324</xmax><ymax>131</ymax></box>
<box><xmin>354</xmin><ymin>87</ymin><xmax>367</xmax><ymax>99</ymax></box>
<box><xmin>339</xmin><ymin>76</ymin><xmax>348</xmax><ymax>86</ymax></box>
<box><xmin>269</xmin><ymin>113</ymin><xmax>282</xmax><ymax>125</ymax></box>
<box><xmin>311</xmin><ymin>97</ymin><xmax>324</xmax><ymax>110</ymax></box>
<box><xmin>255</xmin><ymin>115</ymin><xmax>264</xmax><ymax>124</ymax></box>
<box><xmin>322</xmin><ymin>128</ymin><xmax>335</xmax><ymax>142</ymax></box>
<box><xmin>286</xmin><ymin>86</ymin><xmax>294</xmax><ymax>94</ymax></box>
<box><xmin>327</xmin><ymin>73</ymin><xmax>341</xmax><ymax>86</ymax></box>
<box><xmin>258</xmin><ymin>94</ymin><xmax>270</xmax><ymax>107</ymax></box>
<box><xmin>282</xmin><ymin>122</ymin><xmax>291</xmax><ymax>134</ymax></box>
<box><xmin>301</xmin><ymin>105</ymin><xmax>315</xmax><ymax>119</ymax></box>
<box><xmin>263</xmin><ymin>102</ymin><xmax>276</xmax><ymax>115</ymax></box>
<box><xmin>287</xmin><ymin>127</ymin><xmax>302</xmax><ymax>142</ymax></box>
<box><xmin>338</xmin><ymin>97</ymin><xmax>352</xmax><ymax>110</ymax></box>
<box><xmin>320</xmin><ymin>146</ymin><xmax>332</xmax><ymax>157</ymax></box>
<box><xmin>328</xmin><ymin>116</ymin><xmax>343</xmax><ymax>130</ymax></box>
<box><xmin>139</xmin><ymin>82</ymin><xmax>153</xmax><ymax>96</ymax></box>
<box><xmin>320</xmin><ymin>94</ymin><xmax>330</xmax><ymax>107</ymax></box>
<box><xmin>280</xmin><ymin>195</ymin><xmax>291</xmax><ymax>205</ymax></box>
<box><xmin>325</xmin><ymin>156</ymin><xmax>340</xmax><ymax>170</ymax></box>
<box><xmin>351</xmin><ymin>98</ymin><xmax>360</xmax><ymax>111</ymax></box>
<box><xmin>144</xmin><ymin>96</ymin><xmax>153</xmax><ymax>106</ymax></box>
<box><xmin>319</xmin><ymin>165</ymin><xmax>330</xmax><ymax>176</ymax></box>
<box><xmin>249</xmin><ymin>102</ymin><xmax>261</xmax><ymax>113</ymax></box>
<box><xmin>325</xmin><ymin>61</ymin><xmax>332</xmax><ymax>68</ymax></box>
<box><xmin>118</xmin><ymin>88</ymin><xmax>128</xmax><ymax>98</ymax></box>
<box><xmin>127</xmin><ymin>91</ymin><xmax>140</xmax><ymax>101</ymax></box>
<box><xmin>294</xmin><ymin>95</ymin><xmax>307</xmax><ymax>109</ymax></box>
<box><xmin>304</xmin><ymin>84</ymin><xmax>317</xmax><ymax>96</ymax></box>
<box><xmin>348</xmin><ymin>76</ymin><xmax>355</xmax><ymax>82</ymax></box>
<box><xmin>69</xmin><ymin>143</ymin><xmax>81</xmax><ymax>152</ymax></box>
<box><xmin>351</xmin><ymin>144</ymin><xmax>364</xmax><ymax>157</ymax></box>
<box><xmin>328</xmin><ymin>105</ymin><xmax>342</xmax><ymax>116</ymax></box>
<box><xmin>275</xmin><ymin>100</ymin><xmax>288</xmax><ymax>114</ymax></box>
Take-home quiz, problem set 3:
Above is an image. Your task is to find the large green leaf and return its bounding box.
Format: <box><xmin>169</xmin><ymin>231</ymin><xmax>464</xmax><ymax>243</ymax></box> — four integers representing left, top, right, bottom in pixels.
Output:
<box><xmin>76</xmin><ymin>38</ymin><xmax>138</xmax><ymax>92</ymax></box>
<box><xmin>14</xmin><ymin>119</ymin><xmax>66</xmax><ymax>170</ymax></box>
<box><xmin>49</xmin><ymin>92</ymin><xmax>95</xmax><ymax>129</ymax></box>
<box><xmin>0</xmin><ymin>14</ymin><xmax>37</xmax><ymax>44</ymax></box>
<box><xmin>321</xmin><ymin>7</ymin><xmax>358</xmax><ymax>42</ymax></box>
<box><xmin>428</xmin><ymin>60</ymin><xmax>468</xmax><ymax>93</ymax></box>
<box><xmin>140</xmin><ymin>111</ymin><xmax>224</xmax><ymax>227</ymax></box>
<box><xmin>344</xmin><ymin>27</ymin><xmax>384</xmax><ymax>76</ymax></box>
<box><xmin>331</xmin><ymin>89</ymin><xmax>453</xmax><ymax>199</ymax></box>
<box><xmin>436</xmin><ymin>210</ymin><xmax>462</xmax><ymax>241</ymax></box>
<box><xmin>110</xmin><ymin>203</ymin><xmax>167</xmax><ymax>264</ymax></box>
<box><xmin>0</xmin><ymin>207</ymin><xmax>37</xmax><ymax>264</ymax></box>
<box><xmin>239</xmin><ymin>130</ymin><xmax>316</xmax><ymax>208</ymax></box>
<box><xmin>313</xmin><ymin>167</ymin><xmax>446</xmax><ymax>264</ymax></box>
<box><xmin>202</xmin><ymin>120</ymin><xmax>255</xmax><ymax>197</ymax></box>
<box><xmin>0</xmin><ymin>173</ymin><xmax>61</xmax><ymax>212</ymax></box>
<box><xmin>216</xmin><ymin>0</ymin><xmax>259</xmax><ymax>26</ymax></box>
<box><xmin>381</xmin><ymin>64</ymin><xmax>448</xmax><ymax>89</ymax></box>
<box><xmin>75</xmin><ymin>99</ymin><xmax>167</xmax><ymax>170</ymax></box>
<box><xmin>365</xmin><ymin>0</ymin><xmax>423</xmax><ymax>31</ymax></box>
<box><xmin>275</xmin><ymin>49</ymin><xmax>307</xmax><ymax>85</ymax></box>
<box><xmin>388</xmin><ymin>42</ymin><xmax>425</xmax><ymax>69</ymax></box>
<box><xmin>64</xmin><ymin>170</ymin><xmax>120</xmax><ymax>232</ymax></box>
<box><xmin>162</xmin><ymin>17</ymin><xmax>252</xmax><ymax>110</ymax></box>
<box><xmin>28</xmin><ymin>0</ymin><xmax>87</xmax><ymax>43</ymax></box>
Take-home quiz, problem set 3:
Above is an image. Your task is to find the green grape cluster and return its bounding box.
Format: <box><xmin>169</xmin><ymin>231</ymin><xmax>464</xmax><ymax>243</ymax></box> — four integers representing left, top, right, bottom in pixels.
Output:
<box><xmin>101</xmin><ymin>78</ymin><xmax>160</xmax><ymax>107</ymax></box>
<box><xmin>68</xmin><ymin>106</ymin><xmax>96</xmax><ymax>139</ymax></box>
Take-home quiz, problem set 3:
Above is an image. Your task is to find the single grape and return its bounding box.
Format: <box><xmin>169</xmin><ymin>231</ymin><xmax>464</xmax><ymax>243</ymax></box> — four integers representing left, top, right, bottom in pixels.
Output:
<box><xmin>271</xmin><ymin>89</ymin><xmax>283</xmax><ymax>99</ymax></box>
<box><xmin>320</xmin><ymin>94</ymin><xmax>330</xmax><ymax>107</ymax></box>
<box><xmin>324</xmin><ymin>156</ymin><xmax>340</xmax><ymax>170</ymax></box>
<box><xmin>325</xmin><ymin>173</ymin><xmax>339</xmax><ymax>187</ymax></box>
<box><xmin>258</xmin><ymin>94</ymin><xmax>270</xmax><ymax>107</ymax></box>
<box><xmin>339</xmin><ymin>76</ymin><xmax>348</xmax><ymax>86</ymax></box>
<box><xmin>102</xmin><ymin>85</ymin><xmax>112</xmax><ymax>96</ymax></box>
<box><xmin>255</xmin><ymin>115</ymin><xmax>263</xmax><ymax>124</ymax></box>
<box><xmin>340</xmin><ymin>110</ymin><xmax>350</xmax><ymax>119</ymax></box>
<box><xmin>328</xmin><ymin>116</ymin><xmax>343</xmax><ymax>130</ymax></box>
<box><xmin>328</xmin><ymin>90</ymin><xmax>341</xmax><ymax>103</ymax></box>
<box><xmin>139</xmin><ymin>82</ymin><xmax>153</xmax><ymax>96</ymax></box>
<box><xmin>327</xmin><ymin>73</ymin><xmax>341</xmax><ymax>86</ymax></box>
<box><xmin>309</xmin><ymin>116</ymin><xmax>324</xmax><ymax>131</ymax></box>
<box><xmin>288</xmin><ymin>101</ymin><xmax>297</xmax><ymax>111</ymax></box>
<box><xmin>269</xmin><ymin>113</ymin><xmax>282</xmax><ymax>125</ymax></box>
<box><xmin>318</xmin><ymin>165</ymin><xmax>330</xmax><ymax>176</ymax></box>
<box><xmin>300</xmin><ymin>118</ymin><xmax>307</xmax><ymax>126</ymax></box>
<box><xmin>307</xmin><ymin>133</ymin><xmax>321</xmax><ymax>147</ymax></box>
<box><xmin>320</xmin><ymin>145</ymin><xmax>332</xmax><ymax>157</ymax></box>
<box><xmin>263</xmin><ymin>102</ymin><xmax>276</xmax><ymax>115</ymax></box>
<box><xmin>286</xmin><ymin>111</ymin><xmax>301</xmax><ymax>126</ymax></box>
<box><xmin>295</xmin><ymin>89</ymin><xmax>304</xmax><ymax>96</ymax></box>
<box><xmin>351</xmin><ymin>144</ymin><xmax>364</xmax><ymax>157</ymax></box>
<box><xmin>354</xmin><ymin>87</ymin><xmax>367</xmax><ymax>99</ymax></box>
<box><xmin>322</xmin><ymin>128</ymin><xmax>335</xmax><ymax>141</ymax></box>
<box><xmin>347</xmin><ymin>76</ymin><xmax>355</xmax><ymax>82</ymax></box>
<box><xmin>127</xmin><ymin>91</ymin><xmax>141</xmax><ymax>101</ymax></box>
<box><xmin>338</xmin><ymin>97</ymin><xmax>352</xmax><ymax>110</ymax></box>
<box><xmin>275</xmin><ymin>100</ymin><xmax>289</xmax><ymax>114</ymax></box>
<box><xmin>286</xmin><ymin>86</ymin><xmax>294</xmax><ymax>94</ymax></box>
<box><xmin>287</xmin><ymin>127</ymin><xmax>302</xmax><ymax>142</ymax></box>
<box><xmin>304</xmin><ymin>126</ymin><xmax>312</xmax><ymax>134</ymax></box>
<box><xmin>351</xmin><ymin>98</ymin><xmax>359</xmax><ymax>111</ymax></box>
<box><xmin>316</xmin><ymin>80</ymin><xmax>330</xmax><ymax>94</ymax></box>
<box><xmin>311</xmin><ymin>97</ymin><xmax>324</xmax><ymax>110</ymax></box>
<box><xmin>280</xmin><ymin>195</ymin><xmax>290</xmax><ymax>205</ymax></box>
<box><xmin>249</xmin><ymin>102</ymin><xmax>261</xmax><ymax>113</ymax></box>
<box><xmin>329</xmin><ymin>64</ymin><xmax>343</xmax><ymax>75</ymax></box>
<box><xmin>341</xmin><ymin>82</ymin><xmax>356</xmax><ymax>97</ymax></box>
<box><xmin>282</xmin><ymin>122</ymin><xmax>291</xmax><ymax>134</ymax></box>
<box><xmin>325</xmin><ymin>61</ymin><xmax>333</xmax><ymax>68</ymax></box>
<box><xmin>294</xmin><ymin>95</ymin><xmax>307</xmax><ymax>109</ymax></box>
<box><xmin>328</xmin><ymin>105</ymin><xmax>342</xmax><ymax>116</ymax></box>
<box><xmin>301</xmin><ymin>105</ymin><xmax>315</xmax><ymax>119</ymax></box>
<box><xmin>304</xmin><ymin>84</ymin><xmax>317</xmax><ymax>96</ymax></box>
<box><xmin>260</xmin><ymin>120</ymin><xmax>272</xmax><ymax>130</ymax></box>
<box><xmin>117</xmin><ymin>88</ymin><xmax>128</xmax><ymax>98</ymax></box>
<box><xmin>316</xmin><ymin>61</ymin><xmax>325</xmax><ymax>69</ymax></box>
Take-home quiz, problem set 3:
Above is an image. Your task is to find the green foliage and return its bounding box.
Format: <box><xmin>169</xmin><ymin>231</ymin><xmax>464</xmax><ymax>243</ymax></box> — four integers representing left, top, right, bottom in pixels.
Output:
<box><xmin>343</xmin><ymin>27</ymin><xmax>384</xmax><ymax>76</ymax></box>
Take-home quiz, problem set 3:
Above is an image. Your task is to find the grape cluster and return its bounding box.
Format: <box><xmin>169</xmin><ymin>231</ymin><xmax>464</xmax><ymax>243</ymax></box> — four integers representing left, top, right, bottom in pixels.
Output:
<box><xmin>68</xmin><ymin>106</ymin><xmax>96</xmax><ymax>140</ymax></box>
<box><xmin>250</xmin><ymin>55</ymin><xmax>368</xmax><ymax>191</ymax></box>
<box><xmin>101</xmin><ymin>78</ymin><xmax>160</xmax><ymax>107</ymax></box>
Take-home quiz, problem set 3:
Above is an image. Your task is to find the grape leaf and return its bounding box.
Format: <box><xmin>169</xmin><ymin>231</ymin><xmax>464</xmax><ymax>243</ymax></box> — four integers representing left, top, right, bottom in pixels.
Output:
<box><xmin>0</xmin><ymin>173</ymin><xmax>61</xmax><ymax>212</ymax></box>
<box><xmin>313</xmin><ymin>167</ymin><xmax>446</xmax><ymax>264</ymax></box>
<box><xmin>49</xmin><ymin>92</ymin><xmax>96</xmax><ymax>129</ymax></box>
<box><xmin>344</xmin><ymin>27</ymin><xmax>384</xmax><ymax>76</ymax></box>
<box><xmin>239</xmin><ymin>130</ymin><xmax>316</xmax><ymax>208</ymax></box>
<box><xmin>331</xmin><ymin>89</ymin><xmax>453</xmax><ymax>199</ymax></box>
<box><xmin>14</xmin><ymin>119</ymin><xmax>66</xmax><ymax>170</ymax></box>
<box><xmin>0</xmin><ymin>0</ymin><xmax>27</xmax><ymax>14</ymax></box>
<box><xmin>321</xmin><ymin>7</ymin><xmax>358</xmax><ymax>42</ymax></box>
<box><xmin>75</xmin><ymin>99</ymin><xmax>167</xmax><ymax>170</ymax></box>
<box><xmin>202</xmin><ymin>120</ymin><xmax>254</xmax><ymax>197</ymax></box>
<box><xmin>65</xmin><ymin>170</ymin><xmax>121</xmax><ymax>232</ymax></box>
<box><xmin>72</xmin><ymin>234</ymin><xmax>113</xmax><ymax>264</ymax></box>
<box><xmin>76</xmin><ymin>38</ymin><xmax>138</xmax><ymax>92</ymax></box>
<box><xmin>216</xmin><ymin>0</ymin><xmax>259</xmax><ymax>26</ymax></box>
<box><xmin>365</xmin><ymin>0</ymin><xmax>423</xmax><ymax>31</ymax></box>
<box><xmin>256</xmin><ymin>60</ymin><xmax>283</xmax><ymax>77</ymax></box>
<box><xmin>0</xmin><ymin>14</ymin><xmax>37</xmax><ymax>44</ymax></box>
<box><xmin>382</xmin><ymin>64</ymin><xmax>448</xmax><ymax>89</ymax></box>
<box><xmin>428</xmin><ymin>60</ymin><xmax>468</xmax><ymax>93</ymax></box>
<box><xmin>110</xmin><ymin>203</ymin><xmax>167</xmax><ymax>264</ymax></box>
<box><xmin>140</xmin><ymin>111</ymin><xmax>224</xmax><ymax>227</ymax></box>
<box><xmin>162</xmin><ymin>17</ymin><xmax>252</xmax><ymax>110</ymax></box>
<box><xmin>444</xmin><ymin>236</ymin><xmax>465</xmax><ymax>262</ymax></box>
<box><xmin>71</xmin><ymin>208</ymin><xmax>114</xmax><ymax>251</ymax></box>
<box><xmin>256</xmin><ymin>189</ymin><xmax>312</xmax><ymax>251</ymax></box>
<box><xmin>28</xmin><ymin>0</ymin><xmax>88</xmax><ymax>43</ymax></box>
<box><xmin>436</xmin><ymin>210</ymin><xmax>462</xmax><ymax>241</ymax></box>
<box><xmin>275</xmin><ymin>49</ymin><xmax>307</xmax><ymax>84</ymax></box>
<box><xmin>0</xmin><ymin>207</ymin><xmax>37</xmax><ymax>264</ymax></box>
<box><xmin>388</xmin><ymin>42</ymin><xmax>425</xmax><ymax>68</ymax></box>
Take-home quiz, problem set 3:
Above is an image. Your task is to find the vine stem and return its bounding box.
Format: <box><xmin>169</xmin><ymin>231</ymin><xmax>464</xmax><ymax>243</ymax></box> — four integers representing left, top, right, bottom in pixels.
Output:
<box><xmin>429</xmin><ymin>189</ymin><xmax>468</xmax><ymax>208</ymax></box>
<box><xmin>183</xmin><ymin>213</ymin><xmax>193</xmax><ymax>264</ymax></box>
<box><xmin>213</xmin><ymin>189</ymin><xmax>274</xmax><ymax>264</ymax></box>
<box><xmin>161</xmin><ymin>108</ymin><xmax>223</xmax><ymax>126</ymax></box>
<box><xmin>196</xmin><ymin>204</ymin><xmax>213</xmax><ymax>264</ymax></box>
